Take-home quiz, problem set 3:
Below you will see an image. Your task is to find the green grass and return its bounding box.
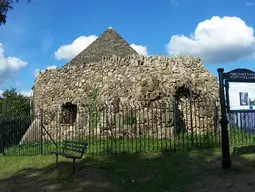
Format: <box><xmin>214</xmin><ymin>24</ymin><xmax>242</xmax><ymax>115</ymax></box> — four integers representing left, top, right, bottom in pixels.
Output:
<box><xmin>0</xmin><ymin>147</ymin><xmax>255</xmax><ymax>192</ymax></box>
<box><xmin>229</xmin><ymin>128</ymin><xmax>255</xmax><ymax>146</ymax></box>
<box><xmin>1</xmin><ymin>127</ymin><xmax>255</xmax><ymax>191</ymax></box>
<box><xmin>4</xmin><ymin>127</ymin><xmax>255</xmax><ymax>156</ymax></box>
<box><xmin>3</xmin><ymin>132</ymin><xmax>222</xmax><ymax>156</ymax></box>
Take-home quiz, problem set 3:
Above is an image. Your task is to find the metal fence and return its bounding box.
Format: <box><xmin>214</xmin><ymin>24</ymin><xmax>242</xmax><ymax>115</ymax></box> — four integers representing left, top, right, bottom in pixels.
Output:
<box><xmin>1</xmin><ymin>99</ymin><xmax>255</xmax><ymax>156</ymax></box>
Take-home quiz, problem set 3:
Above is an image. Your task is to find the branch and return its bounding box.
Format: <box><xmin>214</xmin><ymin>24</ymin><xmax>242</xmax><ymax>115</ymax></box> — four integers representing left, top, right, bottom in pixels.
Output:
<box><xmin>0</xmin><ymin>0</ymin><xmax>31</xmax><ymax>25</ymax></box>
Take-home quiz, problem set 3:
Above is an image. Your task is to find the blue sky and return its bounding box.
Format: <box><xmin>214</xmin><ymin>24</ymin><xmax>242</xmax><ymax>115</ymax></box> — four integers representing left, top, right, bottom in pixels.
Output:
<box><xmin>1</xmin><ymin>0</ymin><xmax>255</xmax><ymax>96</ymax></box>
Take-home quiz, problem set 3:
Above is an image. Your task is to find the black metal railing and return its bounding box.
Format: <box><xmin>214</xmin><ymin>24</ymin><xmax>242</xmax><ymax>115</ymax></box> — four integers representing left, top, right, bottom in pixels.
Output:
<box><xmin>1</xmin><ymin>99</ymin><xmax>255</xmax><ymax>156</ymax></box>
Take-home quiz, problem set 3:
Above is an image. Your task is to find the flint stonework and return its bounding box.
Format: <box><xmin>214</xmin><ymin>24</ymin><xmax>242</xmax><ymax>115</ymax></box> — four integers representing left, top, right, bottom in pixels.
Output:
<box><xmin>23</xmin><ymin>28</ymin><xmax>220</xmax><ymax>143</ymax></box>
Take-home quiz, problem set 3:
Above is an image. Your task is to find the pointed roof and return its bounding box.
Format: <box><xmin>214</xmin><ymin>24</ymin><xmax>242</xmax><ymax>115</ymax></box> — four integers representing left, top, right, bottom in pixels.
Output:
<box><xmin>65</xmin><ymin>27</ymin><xmax>138</xmax><ymax>66</ymax></box>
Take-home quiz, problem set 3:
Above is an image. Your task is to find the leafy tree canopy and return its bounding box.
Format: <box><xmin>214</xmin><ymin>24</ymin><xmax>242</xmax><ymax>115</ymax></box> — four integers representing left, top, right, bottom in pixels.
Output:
<box><xmin>0</xmin><ymin>0</ymin><xmax>30</xmax><ymax>25</ymax></box>
<box><xmin>0</xmin><ymin>88</ymin><xmax>31</xmax><ymax>117</ymax></box>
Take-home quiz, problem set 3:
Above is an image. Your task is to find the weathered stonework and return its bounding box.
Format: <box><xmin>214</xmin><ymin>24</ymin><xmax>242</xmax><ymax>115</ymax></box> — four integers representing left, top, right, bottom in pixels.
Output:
<box><xmin>33</xmin><ymin>55</ymin><xmax>219</xmax><ymax>109</ymax></box>
<box><xmin>28</xmin><ymin>54</ymin><xmax>220</xmax><ymax>141</ymax></box>
<box><xmin>22</xmin><ymin>28</ymin><xmax>221</xmax><ymax>143</ymax></box>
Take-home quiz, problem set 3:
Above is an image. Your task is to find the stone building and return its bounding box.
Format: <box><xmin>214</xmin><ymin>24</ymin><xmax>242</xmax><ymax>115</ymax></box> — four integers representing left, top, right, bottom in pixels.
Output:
<box><xmin>33</xmin><ymin>27</ymin><xmax>219</xmax><ymax>108</ymax></box>
<box><xmin>23</xmin><ymin>27</ymin><xmax>220</xmax><ymax>142</ymax></box>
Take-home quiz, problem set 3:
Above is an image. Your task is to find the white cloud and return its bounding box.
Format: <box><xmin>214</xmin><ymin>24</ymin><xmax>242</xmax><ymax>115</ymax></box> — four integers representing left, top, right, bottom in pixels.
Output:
<box><xmin>41</xmin><ymin>32</ymin><xmax>53</xmax><ymax>54</ymax></box>
<box><xmin>246</xmin><ymin>2</ymin><xmax>255</xmax><ymax>6</ymax></box>
<box><xmin>33</xmin><ymin>69</ymin><xmax>40</xmax><ymax>78</ymax></box>
<box><xmin>54</xmin><ymin>34</ymin><xmax>149</xmax><ymax>59</ymax></box>
<box><xmin>130</xmin><ymin>44</ymin><xmax>148</xmax><ymax>56</ymax></box>
<box><xmin>0</xmin><ymin>43</ymin><xmax>28</xmax><ymax>86</ymax></box>
<box><xmin>45</xmin><ymin>65</ymin><xmax>58</xmax><ymax>70</ymax></box>
<box><xmin>0</xmin><ymin>90</ymin><xmax>3</xmax><ymax>97</ymax></box>
<box><xmin>54</xmin><ymin>35</ymin><xmax>98</xmax><ymax>60</ymax></box>
<box><xmin>0</xmin><ymin>89</ymin><xmax>32</xmax><ymax>97</ymax></box>
<box><xmin>18</xmin><ymin>90</ymin><xmax>32</xmax><ymax>97</ymax></box>
<box><xmin>166</xmin><ymin>16</ymin><xmax>255</xmax><ymax>64</ymax></box>
<box><xmin>171</xmin><ymin>0</ymin><xmax>180</xmax><ymax>6</ymax></box>
<box><xmin>34</xmin><ymin>65</ymin><xmax>58</xmax><ymax>78</ymax></box>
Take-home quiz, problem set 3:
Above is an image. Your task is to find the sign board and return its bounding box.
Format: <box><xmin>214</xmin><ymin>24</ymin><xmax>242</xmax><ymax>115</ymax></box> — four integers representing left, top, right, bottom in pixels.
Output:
<box><xmin>222</xmin><ymin>68</ymin><xmax>255</xmax><ymax>113</ymax></box>
<box><xmin>216</xmin><ymin>68</ymin><xmax>255</xmax><ymax>168</ymax></box>
<box><xmin>227</xmin><ymin>82</ymin><xmax>255</xmax><ymax>111</ymax></box>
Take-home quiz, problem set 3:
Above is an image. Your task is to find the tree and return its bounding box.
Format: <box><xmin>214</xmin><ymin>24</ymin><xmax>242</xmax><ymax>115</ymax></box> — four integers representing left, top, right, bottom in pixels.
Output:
<box><xmin>0</xmin><ymin>0</ymin><xmax>31</xmax><ymax>25</ymax></box>
<box><xmin>0</xmin><ymin>88</ymin><xmax>31</xmax><ymax>151</ymax></box>
<box><xmin>0</xmin><ymin>88</ymin><xmax>31</xmax><ymax>117</ymax></box>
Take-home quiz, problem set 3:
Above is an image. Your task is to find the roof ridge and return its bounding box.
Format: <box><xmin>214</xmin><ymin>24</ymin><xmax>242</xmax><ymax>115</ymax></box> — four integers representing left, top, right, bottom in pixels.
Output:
<box><xmin>63</xmin><ymin>27</ymin><xmax>139</xmax><ymax>67</ymax></box>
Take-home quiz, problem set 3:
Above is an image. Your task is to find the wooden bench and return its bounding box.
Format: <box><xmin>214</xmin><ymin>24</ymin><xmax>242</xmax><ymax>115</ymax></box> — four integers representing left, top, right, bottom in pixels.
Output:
<box><xmin>51</xmin><ymin>140</ymin><xmax>88</xmax><ymax>174</ymax></box>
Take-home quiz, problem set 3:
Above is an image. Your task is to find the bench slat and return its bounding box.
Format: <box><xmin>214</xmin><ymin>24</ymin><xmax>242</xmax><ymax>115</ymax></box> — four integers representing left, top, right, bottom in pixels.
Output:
<box><xmin>52</xmin><ymin>140</ymin><xmax>88</xmax><ymax>174</ymax></box>
<box><xmin>62</xmin><ymin>147</ymin><xmax>86</xmax><ymax>154</ymax></box>
<box><xmin>63</xmin><ymin>143</ymin><xmax>87</xmax><ymax>150</ymax></box>
<box><xmin>64</xmin><ymin>154</ymin><xmax>83</xmax><ymax>159</ymax></box>
<box><xmin>64</xmin><ymin>140</ymin><xmax>88</xmax><ymax>146</ymax></box>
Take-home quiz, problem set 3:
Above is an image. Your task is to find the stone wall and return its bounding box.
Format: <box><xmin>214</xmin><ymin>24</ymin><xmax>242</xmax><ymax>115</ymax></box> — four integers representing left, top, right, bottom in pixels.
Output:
<box><xmin>33</xmin><ymin>54</ymin><xmax>219</xmax><ymax>108</ymax></box>
<box><xmin>29</xmin><ymin>54</ymin><xmax>220</xmax><ymax>141</ymax></box>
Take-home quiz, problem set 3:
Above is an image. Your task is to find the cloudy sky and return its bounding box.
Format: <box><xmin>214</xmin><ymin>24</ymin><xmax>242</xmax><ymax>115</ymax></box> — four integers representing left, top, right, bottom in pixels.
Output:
<box><xmin>1</xmin><ymin>0</ymin><xmax>255</xmax><ymax>96</ymax></box>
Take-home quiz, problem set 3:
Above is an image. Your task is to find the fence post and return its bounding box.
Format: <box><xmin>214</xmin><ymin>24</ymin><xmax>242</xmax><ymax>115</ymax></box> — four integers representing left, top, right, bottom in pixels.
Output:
<box><xmin>214</xmin><ymin>103</ymin><xmax>218</xmax><ymax>134</ymax></box>
<box><xmin>0</xmin><ymin>123</ymin><xmax>4</xmax><ymax>154</ymax></box>
<box><xmin>40</xmin><ymin>108</ymin><xmax>43</xmax><ymax>154</ymax></box>
<box><xmin>173</xmin><ymin>96</ymin><xmax>177</xmax><ymax>138</ymax></box>
<box><xmin>188</xmin><ymin>80</ymin><xmax>194</xmax><ymax>147</ymax></box>
<box><xmin>173</xmin><ymin>95</ymin><xmax>178</xmax><ymax>152</ymax></box>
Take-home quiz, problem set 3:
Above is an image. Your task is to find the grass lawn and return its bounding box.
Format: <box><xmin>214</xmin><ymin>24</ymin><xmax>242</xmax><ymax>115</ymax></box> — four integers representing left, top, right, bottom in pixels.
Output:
<box><xmin>0</xmin><ymin>146</ymin><xmax>255</xmax><ymax>192</ymax></box>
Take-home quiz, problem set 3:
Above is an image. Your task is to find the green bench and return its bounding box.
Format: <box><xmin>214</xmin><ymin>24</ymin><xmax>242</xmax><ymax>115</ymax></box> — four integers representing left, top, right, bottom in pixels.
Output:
<box><xmin>51</xmin><ymin>140</ymin><xmax>88</xmax><ymax>173</ymax></box>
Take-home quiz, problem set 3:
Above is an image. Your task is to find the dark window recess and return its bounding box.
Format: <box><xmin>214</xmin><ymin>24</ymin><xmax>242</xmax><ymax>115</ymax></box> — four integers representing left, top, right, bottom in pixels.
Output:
<box><xmin>60</xmin><ymin>103</ymin><xmax>77</xmax><ymax>124</ymax></box>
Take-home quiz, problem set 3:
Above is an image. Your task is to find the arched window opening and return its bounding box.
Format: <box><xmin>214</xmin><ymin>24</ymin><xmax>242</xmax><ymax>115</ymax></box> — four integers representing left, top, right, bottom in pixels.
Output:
<box><xmin>60</xmin><ymin>102</ymin><xmax>77</xmax><ymax>124</ymax></box>
<box><xmin>175</xmin><ymin>84</ymin><xmax>199</xmax><ymax>101</ymax></box>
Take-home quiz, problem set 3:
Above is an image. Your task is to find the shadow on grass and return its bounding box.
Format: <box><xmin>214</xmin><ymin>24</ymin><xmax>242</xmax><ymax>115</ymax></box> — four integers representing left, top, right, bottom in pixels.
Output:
<box><xmin>0</xmin><ymin>147</ymin><xmax>255</xmax><ymax>192</ymax></box>
<box><xmin>232</xmin><ymin>145</ymin><xmax>255</xmax><ymax>156</ymax></box>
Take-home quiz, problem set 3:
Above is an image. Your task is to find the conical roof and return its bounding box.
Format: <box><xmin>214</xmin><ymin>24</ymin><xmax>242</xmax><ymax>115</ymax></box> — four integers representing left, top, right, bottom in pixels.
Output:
<box><xmin>65</xmin><ymin>27</ymin><xmax>138</xmax><ymax>66</ymax></box>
